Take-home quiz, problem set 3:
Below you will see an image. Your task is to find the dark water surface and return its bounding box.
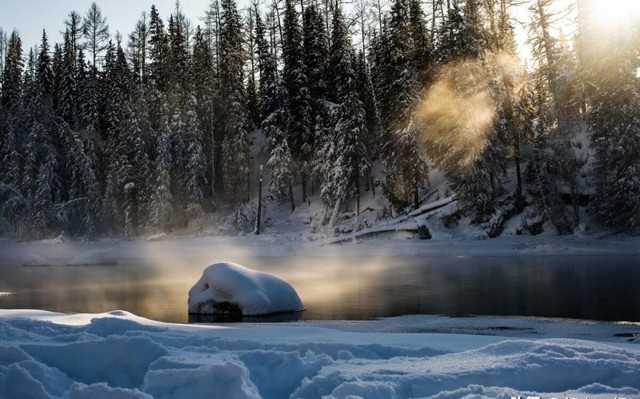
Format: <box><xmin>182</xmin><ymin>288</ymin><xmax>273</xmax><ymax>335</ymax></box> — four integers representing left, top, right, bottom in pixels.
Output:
<box><xmin>1</xmin><ymin>255</ymin><xmax>639</xmax><ymax>323</ymax></box>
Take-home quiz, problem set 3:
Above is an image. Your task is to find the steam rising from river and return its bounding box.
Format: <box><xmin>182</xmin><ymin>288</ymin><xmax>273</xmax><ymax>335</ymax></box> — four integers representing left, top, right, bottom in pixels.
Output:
<box><xmin>413</xmin><ymin>53</ymin><xmax>526</xmax><ymax>173</ymax></box>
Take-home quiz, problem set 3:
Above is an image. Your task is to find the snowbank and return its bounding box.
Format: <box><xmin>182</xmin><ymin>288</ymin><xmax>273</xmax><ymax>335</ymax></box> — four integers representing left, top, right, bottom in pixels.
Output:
<box><xmin>0</xmin><ymin>310</ymin><xmax>639</xmax><ymax>399</ymax></box>
<box><xmin>188</xmin><ymin>262</ymin><xmax>304</xmax><ymax>316</ymax></box>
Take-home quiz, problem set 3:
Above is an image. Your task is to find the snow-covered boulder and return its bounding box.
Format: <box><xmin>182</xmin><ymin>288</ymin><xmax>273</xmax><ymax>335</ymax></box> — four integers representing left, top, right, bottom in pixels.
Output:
<box><xmin>188</xmin><ymin>262</ymin><xmax>304</xmax><ymax>317</ymax></box>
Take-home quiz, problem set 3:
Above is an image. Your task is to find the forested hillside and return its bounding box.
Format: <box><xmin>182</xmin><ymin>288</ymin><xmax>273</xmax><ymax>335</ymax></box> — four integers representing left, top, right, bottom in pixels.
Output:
<box><xmin>0</xmin><ymin>0</ymin><xmax>638</xmax><ymax>240</ymax></box>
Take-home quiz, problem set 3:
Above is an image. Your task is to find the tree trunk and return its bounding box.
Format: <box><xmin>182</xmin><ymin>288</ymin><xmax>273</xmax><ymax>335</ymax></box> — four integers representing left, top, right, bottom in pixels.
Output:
<box><xmin>329</xmin><ymin>196</ymin><xmax>342</xmax><ymax>227</ymax></box>
<box><xmin>255</xmin><ymin>167</ymin><xmax>263</xmax><ymax>235</ymax></box>
<box><xmin>301</xmin><ymin>172</ymin><xmax>307</xmax><ymax>204</ymax></box>
<box><xmin>288</xmin><ymin>181</ymin><xmax>295</xmax><ymax>212</ymax></box>
<box><xmin>515</xmin><ymin>159</ymin><xmax>523</xmax><ymax>205</ymax></box>
<box><xmin>213</xmin><ymin>141</ymin><xmax>224</xmax><ymax>196</ymax></box>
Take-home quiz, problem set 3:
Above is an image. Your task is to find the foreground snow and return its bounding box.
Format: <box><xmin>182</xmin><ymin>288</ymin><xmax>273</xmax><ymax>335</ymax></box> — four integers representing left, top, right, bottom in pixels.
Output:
<box><xmin>0</xmin><ymin>310</ymin><xmax>639</xmax><ymax>399</ymax></box>
<box><xmin>188</xmin><ymin>262</ymin><xmax>304</xmax><ymax>316</ymax></box>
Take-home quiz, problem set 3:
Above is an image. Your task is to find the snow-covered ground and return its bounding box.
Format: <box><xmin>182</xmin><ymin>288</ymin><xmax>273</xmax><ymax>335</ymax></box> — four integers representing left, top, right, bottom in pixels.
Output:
<box><xmin>0</xmin><ymin>309</ymin><xmax>639</xmax><ymax>399</ymax></box>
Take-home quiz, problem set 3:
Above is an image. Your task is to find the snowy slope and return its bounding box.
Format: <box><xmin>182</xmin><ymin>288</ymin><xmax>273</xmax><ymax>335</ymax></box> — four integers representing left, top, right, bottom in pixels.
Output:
<box><xmin>0</xmin><ymin>310</ymin><xmax>639</xmax><ymax>399</ymax></box>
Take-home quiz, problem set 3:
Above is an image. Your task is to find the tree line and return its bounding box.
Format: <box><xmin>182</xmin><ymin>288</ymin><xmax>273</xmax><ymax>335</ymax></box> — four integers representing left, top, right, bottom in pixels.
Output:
<box><xmin>0</xmin><ymin>0</ymin><xmax>639</xmax><ymax>240</ymax></box>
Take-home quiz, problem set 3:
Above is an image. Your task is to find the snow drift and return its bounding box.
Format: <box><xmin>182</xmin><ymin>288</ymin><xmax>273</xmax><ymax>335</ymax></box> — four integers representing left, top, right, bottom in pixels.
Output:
<box><xmin>1</xmin><ymin>310</ymin><xmax>640</xmax><ymax>399</ymax></box>
<box><xmin>188</xmin><ymin>262</ymin><xmax>304</xmax><ymax>317</ymax></box>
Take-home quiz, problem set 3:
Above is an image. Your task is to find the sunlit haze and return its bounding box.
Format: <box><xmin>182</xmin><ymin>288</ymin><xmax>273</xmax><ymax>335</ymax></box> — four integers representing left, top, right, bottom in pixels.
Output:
<box><xmin>590</xmin><ymin>0</ymin><xmax>640</xmax><ymax>27</ymax></box>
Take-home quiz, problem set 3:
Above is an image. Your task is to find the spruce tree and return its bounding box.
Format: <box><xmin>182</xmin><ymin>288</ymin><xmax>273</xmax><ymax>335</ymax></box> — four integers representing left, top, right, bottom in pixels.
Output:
<box><xmin>148</xmin><ymin>5</ymin><xmax>169</xmax><ymax>91</ymax></box>
<box><xmin>408</xmin><ymin>0</ymin><xmax>431</xmax><ymax>75</ymax></box>
<box><xmin>282</xmin><ymin>0</ymin><xmax>311</xmax><ymax>202</ymax></box>
<box><xmin>51</xmin><ymin>44</ymin><xmax>64</xmax><ymax>114</ymax></box>
<box><xmin>303</xmin><ymin>4</ymin><xmax>328</xmax><ymax>112</ymax></box>
<box><xmin>316</xmin><ymin>6</ymin><xmax>370</xmax><ymax>218</ymax></box>
<box><xmin>218</xmin><ymin>0</ymin><xmax>250</xmax><ymax>201</ymax></box>
<box><xmin>378</xmin><ymin>0</ymin><xmax>428</xmax><ymax>210</ymax></box>
<box><xmin>61</xmin><ymin>30</ymin><xmax>79</xmax><ymax>128</ymax></box>
<box><xmin>150</xmin><ymin>113</ymin><xmax>174</xmax><ymax>232</ymax></box>
<box><xmin>1</xmin><ymin>31</ymin><xmax>23</xmax><ymax>109</ymax></box>
<box><xmin>183</xmin><ymin>97</ymin><xmax>207</xmax><ymax>205</ymax></box>
<box><xmin>31</xmin><ymin>159</ymin><xmax>54</xmax><ymax>239</ymax></box>
<box><xmin>590</xmin><ymin>40</ymin><xmax>640</xmax><ymax>229</ymax></box>
<box><xmin>191</xmin><ymin>25</ymin><xmax>216</xmax><ymax>199</ymax></box>
<box><xmin>255</xmin><ymin>9</ymin><xmax>278</xmax><ymax>122</ymax></box>
<box><xmin>355</xmin><ymin>52</ymin><xmax>382</xmax><ymax>192</ymax></box>
<box><xmin>167</xmin><ymin>10</ymin><xmax>190</xmax><ymax>91</ymax></box>
<box><xmin>37</xmin><ymin>30</ymin><xmax>53</xmax><ymax>102</ymax></box>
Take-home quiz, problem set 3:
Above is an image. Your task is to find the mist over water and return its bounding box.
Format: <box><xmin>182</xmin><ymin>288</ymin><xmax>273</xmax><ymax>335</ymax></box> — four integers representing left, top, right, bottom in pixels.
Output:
<box><xmin>1</xmin><ymin>254</ymin><xmax>640</xmax><ymax>323</ymax></box>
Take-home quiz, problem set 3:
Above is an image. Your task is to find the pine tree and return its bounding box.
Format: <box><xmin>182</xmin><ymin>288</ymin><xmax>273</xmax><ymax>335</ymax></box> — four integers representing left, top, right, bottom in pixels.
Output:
<box><xmin>267</xmin><ymin>132</ymin><xmax>295</xmax><ymax>210</ymax></box>
<box><xmin>315</xmin><ymin>6</ymin><xmax>370</xmax><ymax>219</ymax></box>
<box><xmin>355</xmin><ymin>52</ymin><xmax>382</xmax><ymax>192</ymax></box>
<box><xmin>183</xmin><ymin>97</ymin><xmax>207</xmax><ymax>205</ymax></box>
<box><xmin>22</xmin><ymin>121</ymin><xmax>45</xmax><ymax>201</ymax></box>
<box><xmin>191</xmin><ymin>25</ymin><xmax>216</xmax><ymax>199</ymax></box>
<box><xmin>22</xmin><ymin>49</ymin><xmax>38</xmax><ymax>114</ymax></box>
<box><xmin>98</xmin><ymin>39</ymin><xmax>133</xmax><ymax>234</ymax></box>
<box><xmin>0</xmin><ymin>122</ymin><xmax>20</xmax><ymax>191</ymax></box>
<box><xmin>590</xmin><ymin>38</ymin><xmax>640</xmax><ymax>229</ymax></box>
<box><xmin>255</xmin><ymin>8</ymin><xmax>278</xmax><ymax>121</ymax></box>
<box><xmin>148</xmin><ymin>5</ymin><xmax>169</xmax><ymax>91</ymax></box>
<box><xmin>303</xmin><ymin>4</ymin><xmax>328</xmax><ymax>111</ymax></box>
<box><xmin>37</xmin><ymin>30</ymin><xmax>53</xmax><ymax>102</ymax></box>
<box><xmin>460</xmin><ymin>0</ymin><xmax>484</xmax><ymax>58</ymax></box>
<box><xmin>370</xmin><ymin>22</ymin><xmax>394</xmax><ymax>128</ymax></box>
<box><xmin>61</xmin><ymin>30</ymin><xmax>79</xmax><ymax>128</ymax></box>
<box><xmin>1</xmin><ymin>31</ymin><xmax>23</xmax><ymax>109</ymax></box>
<box><xmin>51</xmin><ymin>44</ymin><xmax>64</xmax><ymax>113</ymax></box>
<box><xmin>282</xmin><ymin>0</ymin><xmax>311</xmax><ymax>202</ymax></box>
<box><xmin>31</xmin><ymin>159</ymin><xmax>54</xmax><ymax>239</ymax></box>
<box><xmin>435</xmin><ymin>3</ymin><xmax>465</xmax><ymax>63</ymax></box>
<box><xmin>408</xmin><ymin>0</ymin><xmax>431</xmax><ymax>75</ymax></box>
<box><xmin>246</xmin><ymin>8</ymin><xmax>260</xmax><ymax>127</ymax></box>
<box><xmin>218</xmin><ymin>0</ymin><xmax>250</xmax><ymax>201</ymax></box>
<box><xmin>150</xmin><ymin>114</ymin><xmax>174</xmax><ymax>232</ymax></box>
<box><xmin>167</xmin><ymin>8</ymin><xmax>190</xmax><ymax>91</ymax></box>
<box><xmin>376</xmin><ymin>0</ymin><xmax>428</xmax><ymax>210</ymax></box>
<box><xmin>327</xmin><ymin>3</ymin><xmax>351</xmax><ymax>103</ymax></box>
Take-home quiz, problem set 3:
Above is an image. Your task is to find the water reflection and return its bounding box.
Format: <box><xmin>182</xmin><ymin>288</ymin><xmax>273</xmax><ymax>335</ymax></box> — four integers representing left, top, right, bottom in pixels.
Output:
<box><xmin>0</xmin><ymin>256</ymin><xmax>639</xmax><ymax>323</ymax></box>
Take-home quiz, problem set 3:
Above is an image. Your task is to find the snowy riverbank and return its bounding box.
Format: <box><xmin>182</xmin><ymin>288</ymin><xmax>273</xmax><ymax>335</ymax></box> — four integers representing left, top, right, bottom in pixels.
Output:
<box><xmin>2</xmin><ymin>233</ymin><xmax>640</xmax><ymax>268</ymax></box>
<box><xmin>0</xmin><ymin>310</ymin><xmax>639</xmax><ymax>398</ymax></box>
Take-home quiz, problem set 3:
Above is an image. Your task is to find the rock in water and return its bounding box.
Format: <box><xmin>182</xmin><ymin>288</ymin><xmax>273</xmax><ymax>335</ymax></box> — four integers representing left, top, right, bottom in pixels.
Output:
<box><xmin>188</xmin><ymin>262</ymin><xmax>304</xmax><ymax>317</ymax></box>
